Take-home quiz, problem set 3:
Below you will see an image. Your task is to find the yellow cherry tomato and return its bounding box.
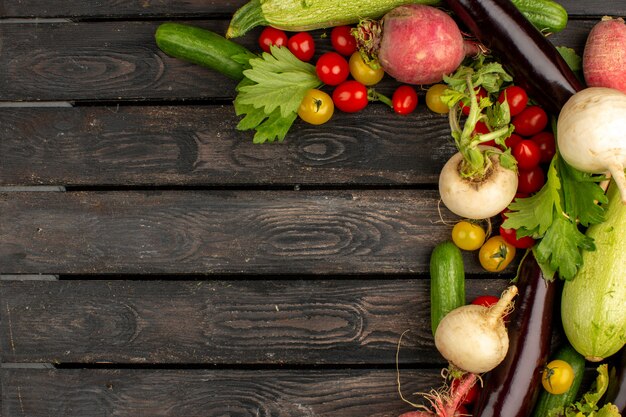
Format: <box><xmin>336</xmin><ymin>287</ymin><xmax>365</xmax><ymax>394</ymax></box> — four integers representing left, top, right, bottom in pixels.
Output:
<box><xmin>425</xmin><ymin>84</ymin><xmax>451</xmax><ymax>114</ymax></box>
<box><xmin>348</xmin><ymin>52</ymin><xmax>385</xmax><ymax>86</ymax></box>
<box><xmin>478</xmin><ymin>236</ymin><xmax>516</xmax><ymax>272</ymax></box>
<box><xmin>298</xmin><ymin>89</ymin><xmax>334</xmax><ymax>125</ymax></box>
<box><xmin>542</xmin><ymin>360</ymin><xmax>575</xmax><ymax>394</ymax></box>
<box><xmin>451</xmin><ymin>221</ymin><xmax>486</xmax><ymax>251</ymax></box>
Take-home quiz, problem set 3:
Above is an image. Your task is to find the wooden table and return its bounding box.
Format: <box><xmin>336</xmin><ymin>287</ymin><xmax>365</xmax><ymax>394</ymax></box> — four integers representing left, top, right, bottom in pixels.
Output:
<box><xmin>1</xmin><ymin>1</ymin><xmax>623</xmax><ymax>416</ymax></box>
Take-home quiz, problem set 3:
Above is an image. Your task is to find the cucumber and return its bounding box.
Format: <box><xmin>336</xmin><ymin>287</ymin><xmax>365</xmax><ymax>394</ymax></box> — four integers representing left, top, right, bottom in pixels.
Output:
<box><xmin>531</xmin><ymin>343</ymin><xmax>586</xmax><ymax>417</ymax></box>
<box><xmin>155</xmin><ymin>23</ymin><xmax>257</xmax><ymax>81</ymax></box>
<box><xmin>430</xmin><ymin>241</ymin><xmax>465</xmax><ymax>337</ymax></box>
<box><xmin>510</xmin><ymin>0</ymin><xmax>569</xmax><ymax>33</ymax></box>
<box><xmin>561</xmin><ymin>181</ymin><xmax>626</xmax><ymax>362</ymax></box>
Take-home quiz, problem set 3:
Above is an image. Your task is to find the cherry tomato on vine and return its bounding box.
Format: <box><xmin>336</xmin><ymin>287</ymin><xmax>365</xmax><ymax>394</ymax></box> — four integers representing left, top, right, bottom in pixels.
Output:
<box><xmin>349</xmin><ymin>52</ymin><xmax>384</xmax><ymax>86</ymax></box>
<box><xmin>297</xmin><ymin>89</ymin><xmax>334</xmax><ymax>125</ymax></box>
<box><xmin>479</xmin><ymin>236</ymin><xmax>516</xmax><ymax>272</ymax></box>
<box><xmin>512</xmin><ymin>105</ymin><xmax>548</xmax><ymax>136</ymax></box>
<box><xmin>332</xmin><ymin>80</ymin><xmax>368</xmax><ymax>113</ymax></box>
<box><xmin>316</xmin><ymin>52</ymin><xmax>350</xmax><ymax>86</ymax></box>
<box><xmin>517</xmin><ymin>166</ymin><xmax>545</xmax><ymax>194</ymax></box>
<box><xmin>531</xmin><ymin>131</ymin><xmax>556</xmax><ymax>163</ymax></box>
<box><xmin>512</xmin><ymin>139</ymin><xmax>542</xmax><ymax>170</ymax></box>
<box><xmin>461</xmin><ymin>87</ymin><xmax>488</xmax><ymax>116</ymax></box>
<box><xmin>392</xmin><ymin>85</ymin><xmax>418</xmax><ymax>115</ymax></box>
<box><xmin>425</xmin><ymin>84</ymin><xmax>450</xmax><ymax>114</ymax></box>
<box><xmin>258</xmin><ymin>26</ymin><xmax>288</xmax><ymax>53</ymax></box>
<box><xmin>542</xmin><ymin>360</ymin><xmax>575</xmax><ymax>394</ymax></box>
<box><xmin>287</xmin><ymin>32</ymin><xmax>315</xmax><ymax>61</ymax></box>
<box><xmin>499</xmin><ymin>225</ymin><xmax>536</xmax><ymax>249</ymax></box>
<box><xmin>498</xmin><ymin>85</ymin><xmax>528</xmax><ymax>116</ymax></box>
<box><xmin>451</xmin><ymin>221</ymin><xmax>486</xmax><ymax>251</ymax></box>
<box><xmin>331</xmin><ymin>25</ymin><xmax>358</xmax><ymax>56</ymax></box>
<box><xmin>471</xmin><ymin>295</ymin><xmax>499</xmax><ymax>307</ymax></box>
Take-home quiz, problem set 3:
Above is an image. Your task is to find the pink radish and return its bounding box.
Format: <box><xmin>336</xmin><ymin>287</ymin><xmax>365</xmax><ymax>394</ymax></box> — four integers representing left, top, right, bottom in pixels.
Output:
<box><xmin>583</xmin><ymin>16</ymin><xmax>626</xmax><ymax>94</ymax></box>
<box><xmin>353</xmin><ymin>4</ymin><xmax>479</xmax><ymax>84</ymax></box>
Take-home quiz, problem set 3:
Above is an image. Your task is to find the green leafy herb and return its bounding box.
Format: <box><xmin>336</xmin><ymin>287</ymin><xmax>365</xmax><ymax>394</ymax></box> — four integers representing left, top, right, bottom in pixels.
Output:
<box><xmin>234</xmin><ymin>45</ymin><xmax>322</xmax><ymax>143</ymax></box>
<box><xmin>503</xmin><ymin>152</ymin><xmax>606</xmax><ymax>280</ymax></box>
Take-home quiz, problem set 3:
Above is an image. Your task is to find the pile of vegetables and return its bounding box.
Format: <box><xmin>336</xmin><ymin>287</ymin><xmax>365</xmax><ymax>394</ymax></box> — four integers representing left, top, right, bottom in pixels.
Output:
<box><xmin>154</xmin><ymin>1</ymin><xmax>625</xmax><ymax>416</ymax></box>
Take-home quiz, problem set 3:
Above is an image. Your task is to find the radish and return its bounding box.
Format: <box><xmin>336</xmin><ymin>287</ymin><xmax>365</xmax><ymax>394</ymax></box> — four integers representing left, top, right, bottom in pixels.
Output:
<box><xmin>435</xmin><ymin>285</ymin><xmax>518</xmax><ymax>374</ymax></box>
<box><xmin>556</xmin><ymin>87</ymin><xmax>626</xmax><ymax>203</ymax></box>
<box><xmin>583</xmin><ymin>16</ymin><xmax>626</xmax><ymax>94</ymax></box>
<box><xmin>438</xmin><ymin>63</ymin><xmax>519</xmax><ymax>219</ymax></box>
<box><xmin>353</xmin><ymin>4</ymin><xmax>479</xmax><ymax>84</ymax></box>
<box><xmin>397</xmin><ymin>374</ymin><xmax>478</xmax><ymax>417</ymax></box>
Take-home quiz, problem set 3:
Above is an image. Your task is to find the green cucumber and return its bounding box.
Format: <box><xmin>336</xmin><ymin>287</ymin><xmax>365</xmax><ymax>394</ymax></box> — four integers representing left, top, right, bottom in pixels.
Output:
<box><xmin>531</xmin><ymin>343</ymin><xmax>586</xmax><ymax>417</ymax></box>
<box><xmin>561</xmin><ymin>181</ymin><xmax>626</xmax><ymax>362</ymax></box>
<box><xmin>510</xmin><ymin>0</ymin><xmax>569</xmax><ymax>33</ymax></box>
<box><xmin>155</xmin><ymin>22</ymin><xmax>257</xmax><ymax>81</ymax></box>
<box><xmin>430</xmin><ymin>241</ymin><xmax>465</xmax><ymax>337</ymax></box>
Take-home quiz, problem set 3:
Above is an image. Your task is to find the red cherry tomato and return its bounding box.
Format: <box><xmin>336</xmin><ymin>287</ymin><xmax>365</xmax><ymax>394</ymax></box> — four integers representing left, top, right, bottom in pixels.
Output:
<box><xmin>512</xmin><ymin>106</ymin><xmax>548</xmax><ymax>137</ymax></box>
<box><xmin>316</xmin><ymin>52</ymin><xmax>350</xmax><ymax>86</ymax></box>
<box><xmin>392</xmin><ymin>85</ymin><xmax>418</xmax><ymax>115</ymax></box>
<box><xmin>450</xmin><ymin>378</ymin><xmax>480</xmax><ymax>405</ymax></box>
<box><xmin>504</xmin><ymin>133</ymin><xmax>522</xmax><ymax>150</ymax></box>
<box><xmin>498</xmin><ymin>85</ymin><xmax>528</xmax><ymax>116</ymax></box>
<box><xmin>513</xmin><ymin>140</ymin><xmax>542</xmax><ymax>170</ymax></box>
<box><xmin>461</xmin><ymin>87</ymin><xmax>488</xmax><ymax>115</ymax></box>
<box><xmin>499</xmin><ymin>225</ymin><xmax>536</xmax><ymax>249</ymax></box>
<box><xmin>471</xmin><ymin>295</ymin><xmax>499</xmax><ymax>307</ymax></box>
<box><xmin>531</xmin><ymin>131</ymin><xmax>556</xmax><ymax>163</ymax></box>
<box><xmin>332</xmin><ymin>80</ymin><xmax>368</xmax><ymax>112</ymax></box>
<box><xmin>330</xmin><ymin>25</ymin><xmax>357</xmax><ymax>56</ymax></box>
<box><xmin>518</xmin><ymin>165</ymin><xmax>546</xmax><ymax>194</ymax></box>
<box><xmin>258</xmin><ymin>26</ymin><xmax>288</xmax><ymax>53</ymax></box>
<box><xmin>287</xmin><ymin>32</ymin><xmax>315</xmax><ymax>61</ymax></box>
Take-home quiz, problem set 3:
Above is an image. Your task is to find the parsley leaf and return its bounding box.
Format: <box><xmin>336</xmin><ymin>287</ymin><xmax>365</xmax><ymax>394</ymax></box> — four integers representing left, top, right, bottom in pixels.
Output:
<box><xmin>234</xmin><ymin>45</ymin><xmax>322</xmax><ymax>143</ymax></box>
<box><xmin>559</xmin><ymin>157</ymin><xmax>608</xmax><ymax>226</ymax></box>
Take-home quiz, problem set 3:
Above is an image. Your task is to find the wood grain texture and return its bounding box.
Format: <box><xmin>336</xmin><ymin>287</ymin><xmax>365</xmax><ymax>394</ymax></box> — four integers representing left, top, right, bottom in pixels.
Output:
<box><xmin>0</xmin><ymin>279</ymin><xmax>509</xmax><ymax>364</ymax></box>
<box><xmin>0</xmin><ymin>18</ymin><xmax>591</xmax><ymax>102</ymax></box>
<box><xmin>1</xmin><ymin>368</ymin><xmax>440</xmax><ymax>417</ymax></box>
<box><xmin>0</xmin><ymin>190</ymin><xmax>513</xmax><ymax>275</ymax></box>
<box><xmin>0</xmin><ymin>104</ymin><xmax>454</xmax><ymax>187</ymax></box>
<box><xmin>0</xmin><ymin>0</ymin><xmax>620</xmax><ymax>18</ymax></box>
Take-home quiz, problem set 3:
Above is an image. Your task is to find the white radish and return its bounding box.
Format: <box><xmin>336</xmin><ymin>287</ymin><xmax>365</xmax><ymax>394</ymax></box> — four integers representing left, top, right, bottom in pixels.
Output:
<box><xmin>439</xmin><ymin>147</ymin><xmax>518</xmax><ymax>219</ymax></box>
<box><xmin>557</xmin><ymin>87</ymin><xmax>626</xmax><ymax>203</ymax></box>
<box><xmin>435</xmin><ymin>285</ymin><xmax>518</xmax><ymax>374</ymax></box>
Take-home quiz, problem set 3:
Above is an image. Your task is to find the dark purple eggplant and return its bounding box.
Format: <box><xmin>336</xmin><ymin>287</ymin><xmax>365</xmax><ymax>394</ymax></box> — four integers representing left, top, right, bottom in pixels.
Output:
<box><xmin>472</xmin><ymin>253</ymin><xmax>558</xmax><ymax>417</ymax></box>
<box><xmin>444</xmin><ymin>0</ymin><xmax>583</xmax><ymax>114</ymax></box>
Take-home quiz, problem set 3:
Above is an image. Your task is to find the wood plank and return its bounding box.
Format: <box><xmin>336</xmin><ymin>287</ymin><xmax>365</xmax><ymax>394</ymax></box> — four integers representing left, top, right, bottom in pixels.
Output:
<box><xmin>0</xmin><ymin>18</ymin><xmax>593</xmax><ymax>102</ymax></box>
<box><xmin>0</xmin><ymin>104</ymin><xmax>454</xmax><ymax>187</ymax></box>
<box><xmin>0</xmin><ymin>279</ymin><xmax>509</xmax><ymax>364</ymax></box>
<box><xmin>0</xmin><ymin>0</ymin><xmax>620</xmax><ymax>18</ymax></box>
<box><xmin>0</xmin><ymin>190</ymin><xmax>512</xmax><ymax>275</ymax></box>
<box><xmin>1</xmin><ymin>368</ymin><xmax>440</xmax><ymax>417</ymax></box>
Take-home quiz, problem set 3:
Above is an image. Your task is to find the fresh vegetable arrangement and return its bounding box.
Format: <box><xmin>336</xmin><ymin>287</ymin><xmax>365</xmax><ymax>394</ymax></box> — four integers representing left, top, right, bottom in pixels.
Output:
<box><xmin>154</xmin><ymin>2</ymin><xmax>625</xmax><ymax>416</ymax></box>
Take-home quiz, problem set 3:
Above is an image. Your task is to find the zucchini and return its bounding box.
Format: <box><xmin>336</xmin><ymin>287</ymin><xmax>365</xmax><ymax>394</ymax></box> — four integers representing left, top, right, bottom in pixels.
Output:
<box><xmin>226</xmin><ymin>0</ymin><xmax>568</xmax><ymax>39</ymax></box>
<box><xmin>561</xmin><ymin>180</ymin><xmax>626</xmax><ymax>362</ymax></box>
<box><xmin>509</xmin><ymin>0</ymin><xmax>569</xmax><ymax>33</ymax></box>
<box><xmin>429</xmin><ymin>241</ymin><xmax>465</xmax><ymax>337</ymax></box>
<box><xmin>531</xmin><ymin>343</ymin><xmax>586</xmax><ymax>417</ymax></box>
<box><xmin>155</xmin><ymin>23</ymin><xmax>257</xmax><ymax>81</ymax></box>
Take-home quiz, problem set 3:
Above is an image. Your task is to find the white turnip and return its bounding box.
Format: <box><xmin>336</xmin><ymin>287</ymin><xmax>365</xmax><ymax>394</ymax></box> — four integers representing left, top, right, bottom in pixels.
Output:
<box><xmin>583</xmin><ymin>16</ymin><xmax>626</xmax><ymax>94</ymax></box>
<box><xmin>434</xmin><ymin>285</ymin><xmax>518</xmax><ymax>374</ymax></box>
<box><xmin>353</xmin><ymin>4</ymin><xmax>479</xmax><ymax>84</ymax></box>
<box><xmin>557</xmin><ymin>87</ymin><xmax>626</xmax><ymax>203</ymax></box>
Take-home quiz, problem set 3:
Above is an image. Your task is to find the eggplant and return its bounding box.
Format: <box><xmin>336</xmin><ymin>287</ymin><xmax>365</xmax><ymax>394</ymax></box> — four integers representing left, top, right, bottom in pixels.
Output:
<box><xmin>444</xmin><ymin>0</ymin><xmax>583</xmax><ymax>114</ymax></box>
<box><xmin>472</xmin><ymin>253</ymin><xmax>558</xmax><ymax>417</ymax></box>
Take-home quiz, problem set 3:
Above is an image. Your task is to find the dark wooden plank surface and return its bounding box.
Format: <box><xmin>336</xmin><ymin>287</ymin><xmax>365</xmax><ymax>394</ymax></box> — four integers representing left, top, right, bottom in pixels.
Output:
<box><xmin>0</xmin><ymin>18</ymin><xmax>591</xmax><ymax>102</ymax></box>
<box><xmin>1</xmin><ymin>368</ymin><xmax>438</xmax><ymax>417</ymax></box>
<box><xmin>0</xmin><ymin>279</ymin><xmax>509</xmax><ymax>364</ymax></box>
<box><xmin>0</xmin><ymin>105</ymin><xmax>453</xmax><ymax>187</ymax></box>
<box><xmin>0</xmin><ymin>190</ymin><xmax>508</xmax><ymax>275</ymax></box>
<box><xmin>0</xmin><ymin>0</ymin><xmax>622</xmax><ymax>18</ymax></box>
